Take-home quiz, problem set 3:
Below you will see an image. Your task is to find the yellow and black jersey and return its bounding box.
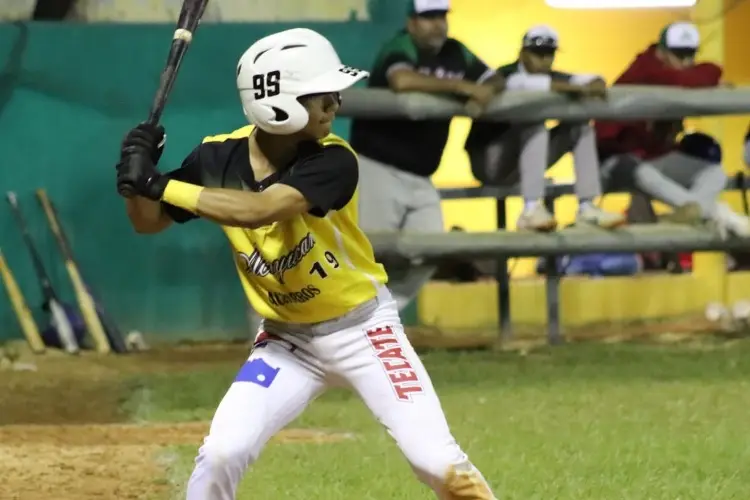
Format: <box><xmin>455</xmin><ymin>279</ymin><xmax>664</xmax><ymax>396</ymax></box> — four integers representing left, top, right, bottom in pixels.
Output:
<box><xmin>161</xmin><ymin>125</ymin><xmax>388</xmax><ymax>324</ymax></box>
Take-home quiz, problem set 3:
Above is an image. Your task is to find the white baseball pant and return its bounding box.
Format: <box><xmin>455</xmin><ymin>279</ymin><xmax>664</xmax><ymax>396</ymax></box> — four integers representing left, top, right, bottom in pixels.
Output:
<box><xmin>185</xmin><ymin>288</ymin><xmax>495</xmax><ymax>500</ymax></box>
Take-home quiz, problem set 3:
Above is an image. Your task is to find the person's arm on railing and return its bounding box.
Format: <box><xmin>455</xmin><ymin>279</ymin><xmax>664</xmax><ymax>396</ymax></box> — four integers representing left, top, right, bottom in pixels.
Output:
<box><xmin>388</xmin><ymin>68</ymin><xmax>483</xmax><ymax>95</ymax></box>
<box><xmin>616</xmin><ymin>54</ymin><xmax>722</xmax><ymax>88</ymax></box>
<box><xmin>459</xmin><ymin>41</ymin><xmax>505</xmax><ymax>114</ymax></box>
<box><xmin>386</xmin><ymin>39</ymin><xmax>502</xmax><ymax>108</ymax></box>
<box><xmin>505</xmin><ymin>70</ymin><xmax>606</xmax><ymax>99</ymax></box>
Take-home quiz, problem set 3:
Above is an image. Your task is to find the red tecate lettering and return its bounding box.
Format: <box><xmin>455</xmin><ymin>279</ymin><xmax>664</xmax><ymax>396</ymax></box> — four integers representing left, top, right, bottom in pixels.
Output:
<box><xmin>378</xmin><ymin>347</ymin><xmax>407</xmax><ymax>361</ymax></box>
<box><xmin>383</xmin><ymin>358</ymin><xmax>412</xmax><ymax>371</ymax></box>
<box><xmin>369</xmin><ymin>335</ymin><xmax>398</xmax><ymax>351</ymax></box>
<box><xmin>366</xmin><ymin>326</ymin><xmax>423</xmax><ymax>401</ymax></box>
<box><xmin>394</xmin><ymin>384</ymin><xmax>423</xmax><ymax>401</ymax></box>
<box><xmin>389</xmin><ymin>370</ymin><xmax>419</xmax><ymax>385</ymax></box>
<box><xmin>366</xmin><ymin>326</ymin><xmax>393</xmax><ymax>338</ymax></box>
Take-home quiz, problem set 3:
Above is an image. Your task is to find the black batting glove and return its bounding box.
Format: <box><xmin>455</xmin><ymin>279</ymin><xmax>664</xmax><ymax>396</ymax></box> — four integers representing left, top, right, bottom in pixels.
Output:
<box><xmin>116</xmin><ymin>153</ymin><xmax>169</xmax><ymax>201</ymax></box>
<box><xmin>120</xmin><ymin>123</ymin><xmax>166</xmax><ymax>165</ymax></box>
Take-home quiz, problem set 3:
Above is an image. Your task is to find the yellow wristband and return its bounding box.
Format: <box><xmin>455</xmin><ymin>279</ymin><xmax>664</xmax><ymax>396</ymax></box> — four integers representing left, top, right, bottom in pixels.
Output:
<box><xmin>161</xmin><ymin>180</ymin><xmax>204</xmax><ymax>213</ymax></box>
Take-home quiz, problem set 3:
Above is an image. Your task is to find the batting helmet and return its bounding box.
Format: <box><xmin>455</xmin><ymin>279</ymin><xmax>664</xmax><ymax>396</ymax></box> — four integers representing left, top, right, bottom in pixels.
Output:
<box><xmin>236</xmin><ymin>28</ymin><xmax>369</xmax><ymax>135</ymax></box>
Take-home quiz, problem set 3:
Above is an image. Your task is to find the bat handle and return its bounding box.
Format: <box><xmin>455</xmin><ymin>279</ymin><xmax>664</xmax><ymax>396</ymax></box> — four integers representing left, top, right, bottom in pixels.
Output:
<box><xmin>146</xmin><ymin>110</ymin><xmax>162</xmax><ymax>126</ymax></box>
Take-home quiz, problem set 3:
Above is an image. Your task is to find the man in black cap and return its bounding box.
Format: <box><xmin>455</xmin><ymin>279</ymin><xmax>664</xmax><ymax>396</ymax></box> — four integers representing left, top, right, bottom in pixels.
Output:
<box><xmin>350</xmin><ymin>0</ymin><xmax>503</xmax><ymax>311</ymax></box>
<box><xmin>464</xmin><ymin>25</ymin><xmax>624</xmax><ymax>232</ymax></box>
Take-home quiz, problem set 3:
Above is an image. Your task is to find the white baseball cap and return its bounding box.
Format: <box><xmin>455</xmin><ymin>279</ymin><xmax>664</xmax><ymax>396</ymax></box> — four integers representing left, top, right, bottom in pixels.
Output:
<box><xmin>659</xmin><ymin>22</ymin><xmax>700</xmax><ymax>50</ymax></box>
<box><xmin>236</xmin><ymin>28</ymin><xmax>368</xmax><ymax>135</ymax></box>
<box><xmin>410</xmin><ymin>0</ymin><xmax>450</xmax><ymax>15</ymax></box>
<box><xmin>522</xmin><ymin>25</ymin><xmax>559</xmax><ymax>49</ymax></box>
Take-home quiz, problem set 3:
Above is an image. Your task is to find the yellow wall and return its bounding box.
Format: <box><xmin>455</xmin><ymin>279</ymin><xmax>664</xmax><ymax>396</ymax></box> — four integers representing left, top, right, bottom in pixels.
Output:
<box><xmin>435</xmin><ymin>0</ymin><xmax>748</xmax><ymax>277</ymax></box>
<box><xmin>417</xmin><ymin>271</ymin><xmax>750</xmax><ymax>338</ymax></box>
<box><xmin>722</xmin><ymin>0</ymin><xmax>750</xmax><ymax>175</ymax></box>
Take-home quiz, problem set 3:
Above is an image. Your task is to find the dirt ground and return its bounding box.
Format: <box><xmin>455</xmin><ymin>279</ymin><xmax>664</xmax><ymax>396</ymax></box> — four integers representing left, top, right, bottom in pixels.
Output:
<box><xmin>1</xmin><ymin>322</ymin><xmax>742</xmax><ymax>499</ymax></box>
<box><xmin>0</xmin><ymin>343</ymin><xmax>352</xmax><ymax>500</ymax></box>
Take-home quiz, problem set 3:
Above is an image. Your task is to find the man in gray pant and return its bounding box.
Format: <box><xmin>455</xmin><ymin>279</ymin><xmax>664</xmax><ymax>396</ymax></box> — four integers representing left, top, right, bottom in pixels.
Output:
<box><xmin>464</xmin><ymin>25</ymin><xmax>625</xmax><ymax>231</ymax></box>
<box><xmin>349</xmin><ymin>0</ymin><xmax>503</xmax><ymax>310</ymax></box>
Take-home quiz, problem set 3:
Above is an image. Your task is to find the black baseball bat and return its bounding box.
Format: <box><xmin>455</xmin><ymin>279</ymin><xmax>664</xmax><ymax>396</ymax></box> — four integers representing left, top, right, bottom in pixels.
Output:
<box><xmin>118</xmin><ymin>0</ymin><xmax>210</xmax><ymax>197</ymax></box>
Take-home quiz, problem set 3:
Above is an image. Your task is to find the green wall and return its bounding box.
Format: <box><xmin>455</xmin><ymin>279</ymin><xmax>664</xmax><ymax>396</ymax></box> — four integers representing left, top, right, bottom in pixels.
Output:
<box><xmin>0</xmin><ymin>18</ymin><xmax>407</xmax><ymax>342</ymax></box>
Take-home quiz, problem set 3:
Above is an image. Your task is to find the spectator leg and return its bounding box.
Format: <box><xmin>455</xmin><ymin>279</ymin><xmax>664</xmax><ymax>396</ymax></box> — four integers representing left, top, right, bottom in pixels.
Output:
<box><xmin>390</xmin><ymin>170</ymin><xmax>445</xmax><ymax>312</ymax></box>
<box><xmin>570</xmin><ymin>124</ymin><xmax>603</xmax><ymax>200</ymax></box>
<box><xmin>356</xmin><ymin>155</ymin><xmax>407</xmax><ymax>231</ymax></box>
<box><xmin>356</xmin><ymin>155</ymin><xmax>411</xmax><ymax>310</ymax></box>
<box><xmin>632</xmin><ymin>160</ymin><xmax>695</xmax><ymax>210</ymax></box>
<box><xmin>517</xmin><ymin>124</ymin><xmax>549</xmax><ymax>201</ymax></box>
<box><xmin>643</xmin><ymin>151</ymin><xmax>725</xmax><ymax>218</ymax></box>
<box><xmin>687</xmin><ymin>163</ymin><xmax>728</xmax><ymax>218</ymax></box>
<box><xmin>549</xmin><ymin>122</ymin><xmax>602</xmax><ymax>200</ymax></box>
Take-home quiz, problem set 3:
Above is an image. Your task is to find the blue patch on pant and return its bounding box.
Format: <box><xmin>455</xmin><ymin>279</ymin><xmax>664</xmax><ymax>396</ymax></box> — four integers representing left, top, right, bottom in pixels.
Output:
<box><xmin>234</xmin><ymin>358</ymin><xmax>281</xmax><ymax>388</ymax></box>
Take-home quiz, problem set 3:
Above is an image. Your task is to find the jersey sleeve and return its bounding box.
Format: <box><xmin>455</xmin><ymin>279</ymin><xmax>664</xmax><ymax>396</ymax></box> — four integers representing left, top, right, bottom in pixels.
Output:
<box><xmin>162</xmin><ymin>144</ymin><xmax>203</xmax><ymax>224</ymax></box>
<box><xmin>279</xmin><ymin>146</ymin><xmax>358</xmax><ymax>218</ymax></box>
<box><xmin>372</xmin><ymin>34</ymin><xmax>419</xmax><ymax>82</ymax></box>
<box><xmin>459</xmin><ymin>41</ymin><xmax>494</xmax><ymax>83</ymax></box>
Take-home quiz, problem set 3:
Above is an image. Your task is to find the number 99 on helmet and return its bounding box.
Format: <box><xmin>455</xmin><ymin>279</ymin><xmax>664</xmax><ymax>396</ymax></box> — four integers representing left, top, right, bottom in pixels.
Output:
<box><xmin>236</xmin><ymin>28</ymin><xmax>369</xmax><ymax>135</ymax></box>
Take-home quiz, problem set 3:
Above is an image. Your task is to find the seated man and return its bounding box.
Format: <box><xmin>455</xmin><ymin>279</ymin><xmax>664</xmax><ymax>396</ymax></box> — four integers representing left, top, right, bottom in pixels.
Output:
<box><xmin>596</xmin><ymin>21</ymin><xmax>750</xmax><ymax>236</ymax></box>
<box><xmin>464</xmin><ymin>25</ymin><xmax>624</xmax><ymax>232</ymax></box>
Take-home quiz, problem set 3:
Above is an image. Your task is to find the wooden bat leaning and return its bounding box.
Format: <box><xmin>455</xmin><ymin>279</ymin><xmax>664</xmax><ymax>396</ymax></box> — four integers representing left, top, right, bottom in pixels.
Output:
<box><xmin>35</xmin><ymin>190</ymin><xmax>111</xmax><ymax>354</ymax></box>
<box><xmin>6</xmin><ymin>192</ymin><xmax>79</xmax><ymax>354</ymax></box>
<box><xmin>34</xmin><ymin>191</ymin><xmax>128</xmax><ymax>353</ymax></box>
<box><xmin>118</xmin><ymin>0</ymin><xmax>210</xmax><ymax>197</ymax></box>
<box><xmin>0</xmin><ymin>249</ymin><xmax>45</xmax><ymax>354</ymax></box>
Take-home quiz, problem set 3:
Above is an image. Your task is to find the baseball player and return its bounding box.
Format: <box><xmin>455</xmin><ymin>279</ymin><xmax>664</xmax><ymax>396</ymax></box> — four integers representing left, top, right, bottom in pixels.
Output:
<box><xmin>464</xmin><ymin>25</ymin><xmax>625</xmax><ymax>232</ymax></box>
<box><xmin>116</xmin><ymin>28</ymin><xmax>496</xmax><ymax>500</ymax></box>
<box><xmin>350</xmin><ymin>0</ymin><xmax>504</xmax><ymax>310</ymax></box>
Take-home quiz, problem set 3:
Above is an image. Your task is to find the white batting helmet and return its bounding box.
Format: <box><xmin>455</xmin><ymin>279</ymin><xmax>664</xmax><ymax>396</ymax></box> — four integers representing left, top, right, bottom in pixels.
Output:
<box><xmin>237</xmin><ymin>28</ymin><xmax>369</xmax><ymax>135</ymax></box>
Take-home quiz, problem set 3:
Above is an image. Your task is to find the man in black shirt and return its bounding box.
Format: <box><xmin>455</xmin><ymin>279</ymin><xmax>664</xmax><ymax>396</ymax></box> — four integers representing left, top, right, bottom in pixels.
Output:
<box><xmin>350</xmin><ymin>0</ymin><xmax>503</xmax><ymax>309</ymax></box>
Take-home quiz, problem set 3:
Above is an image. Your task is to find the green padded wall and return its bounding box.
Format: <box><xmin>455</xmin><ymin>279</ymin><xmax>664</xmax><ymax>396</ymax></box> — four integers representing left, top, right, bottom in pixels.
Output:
<box><xmin>0</xmin><ymin>17</ymin><xmax>408</xmax><ymax>342</ymax></box>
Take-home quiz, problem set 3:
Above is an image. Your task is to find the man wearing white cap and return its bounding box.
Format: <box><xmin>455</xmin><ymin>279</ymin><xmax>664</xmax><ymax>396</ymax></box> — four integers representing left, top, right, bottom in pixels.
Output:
<box><xmin>464</xmin><ymin>25</ymin><xmax>625</xmax><ymax>231</ymax></box>
<box><xmin>597</xmin><ymin>22</ymin><xmax>750</xmax><ymax>237</ymax></box>
<box><xmin>350</xmin><ymin>0</ymin><xmax>503</xmax><ymax>309</ymax></box>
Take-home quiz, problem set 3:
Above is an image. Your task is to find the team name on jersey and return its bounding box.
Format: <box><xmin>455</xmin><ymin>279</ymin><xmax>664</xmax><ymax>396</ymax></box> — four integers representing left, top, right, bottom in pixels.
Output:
<box><xmin>268</xmin><ymin>285</ymin><xmax>321</xmax><ymax>306</ymax></box>
<box><xmin>237</xmin><ymin>232</ymin><xmax>316</xmax><ymax>284</ymax></box>
<box><xmin>417</xmin><ymin>66</ymin><xmax>465</xmax><ymax>80</ymax></box>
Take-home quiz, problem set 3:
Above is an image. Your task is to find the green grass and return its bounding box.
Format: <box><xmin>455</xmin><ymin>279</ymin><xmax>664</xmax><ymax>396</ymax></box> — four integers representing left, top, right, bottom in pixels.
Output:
<box><xmin>124</xmin><ymin>340</ymin><xmax>750</xmax><ymax>499</ymax></box>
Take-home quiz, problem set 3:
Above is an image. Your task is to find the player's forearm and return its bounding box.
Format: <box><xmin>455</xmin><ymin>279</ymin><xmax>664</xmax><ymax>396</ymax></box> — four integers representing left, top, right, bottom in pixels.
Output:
<box><xmin>388</xmin><ymin>70</ymin><xmax>474</xmax><ymax>95</ymax></box>
<box><xmin>125</xmin><ymin>197</ymin><xmax>172</xmax><ymax>234</ymax></box>
<box><xmin>161</xmin><ymin>180</ymin><xmax>270</xmax><ymax>229</ymax></box>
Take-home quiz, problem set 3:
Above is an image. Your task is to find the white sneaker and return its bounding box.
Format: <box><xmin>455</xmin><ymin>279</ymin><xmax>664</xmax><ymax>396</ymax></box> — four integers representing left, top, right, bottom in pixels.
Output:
<box><xmin>517</xmin><ymin>204</ymin><xmax>556</xmax><ymax>232</ymax></box>
<box><xmin>576</xmin><ymin>204</ymin><xmax>626</xmax><ymax>229</ymax></box>
<box><xmin>712</xmin><ymin>202</ymin><xmax>750</xmax><ymax>238</ymax></box>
